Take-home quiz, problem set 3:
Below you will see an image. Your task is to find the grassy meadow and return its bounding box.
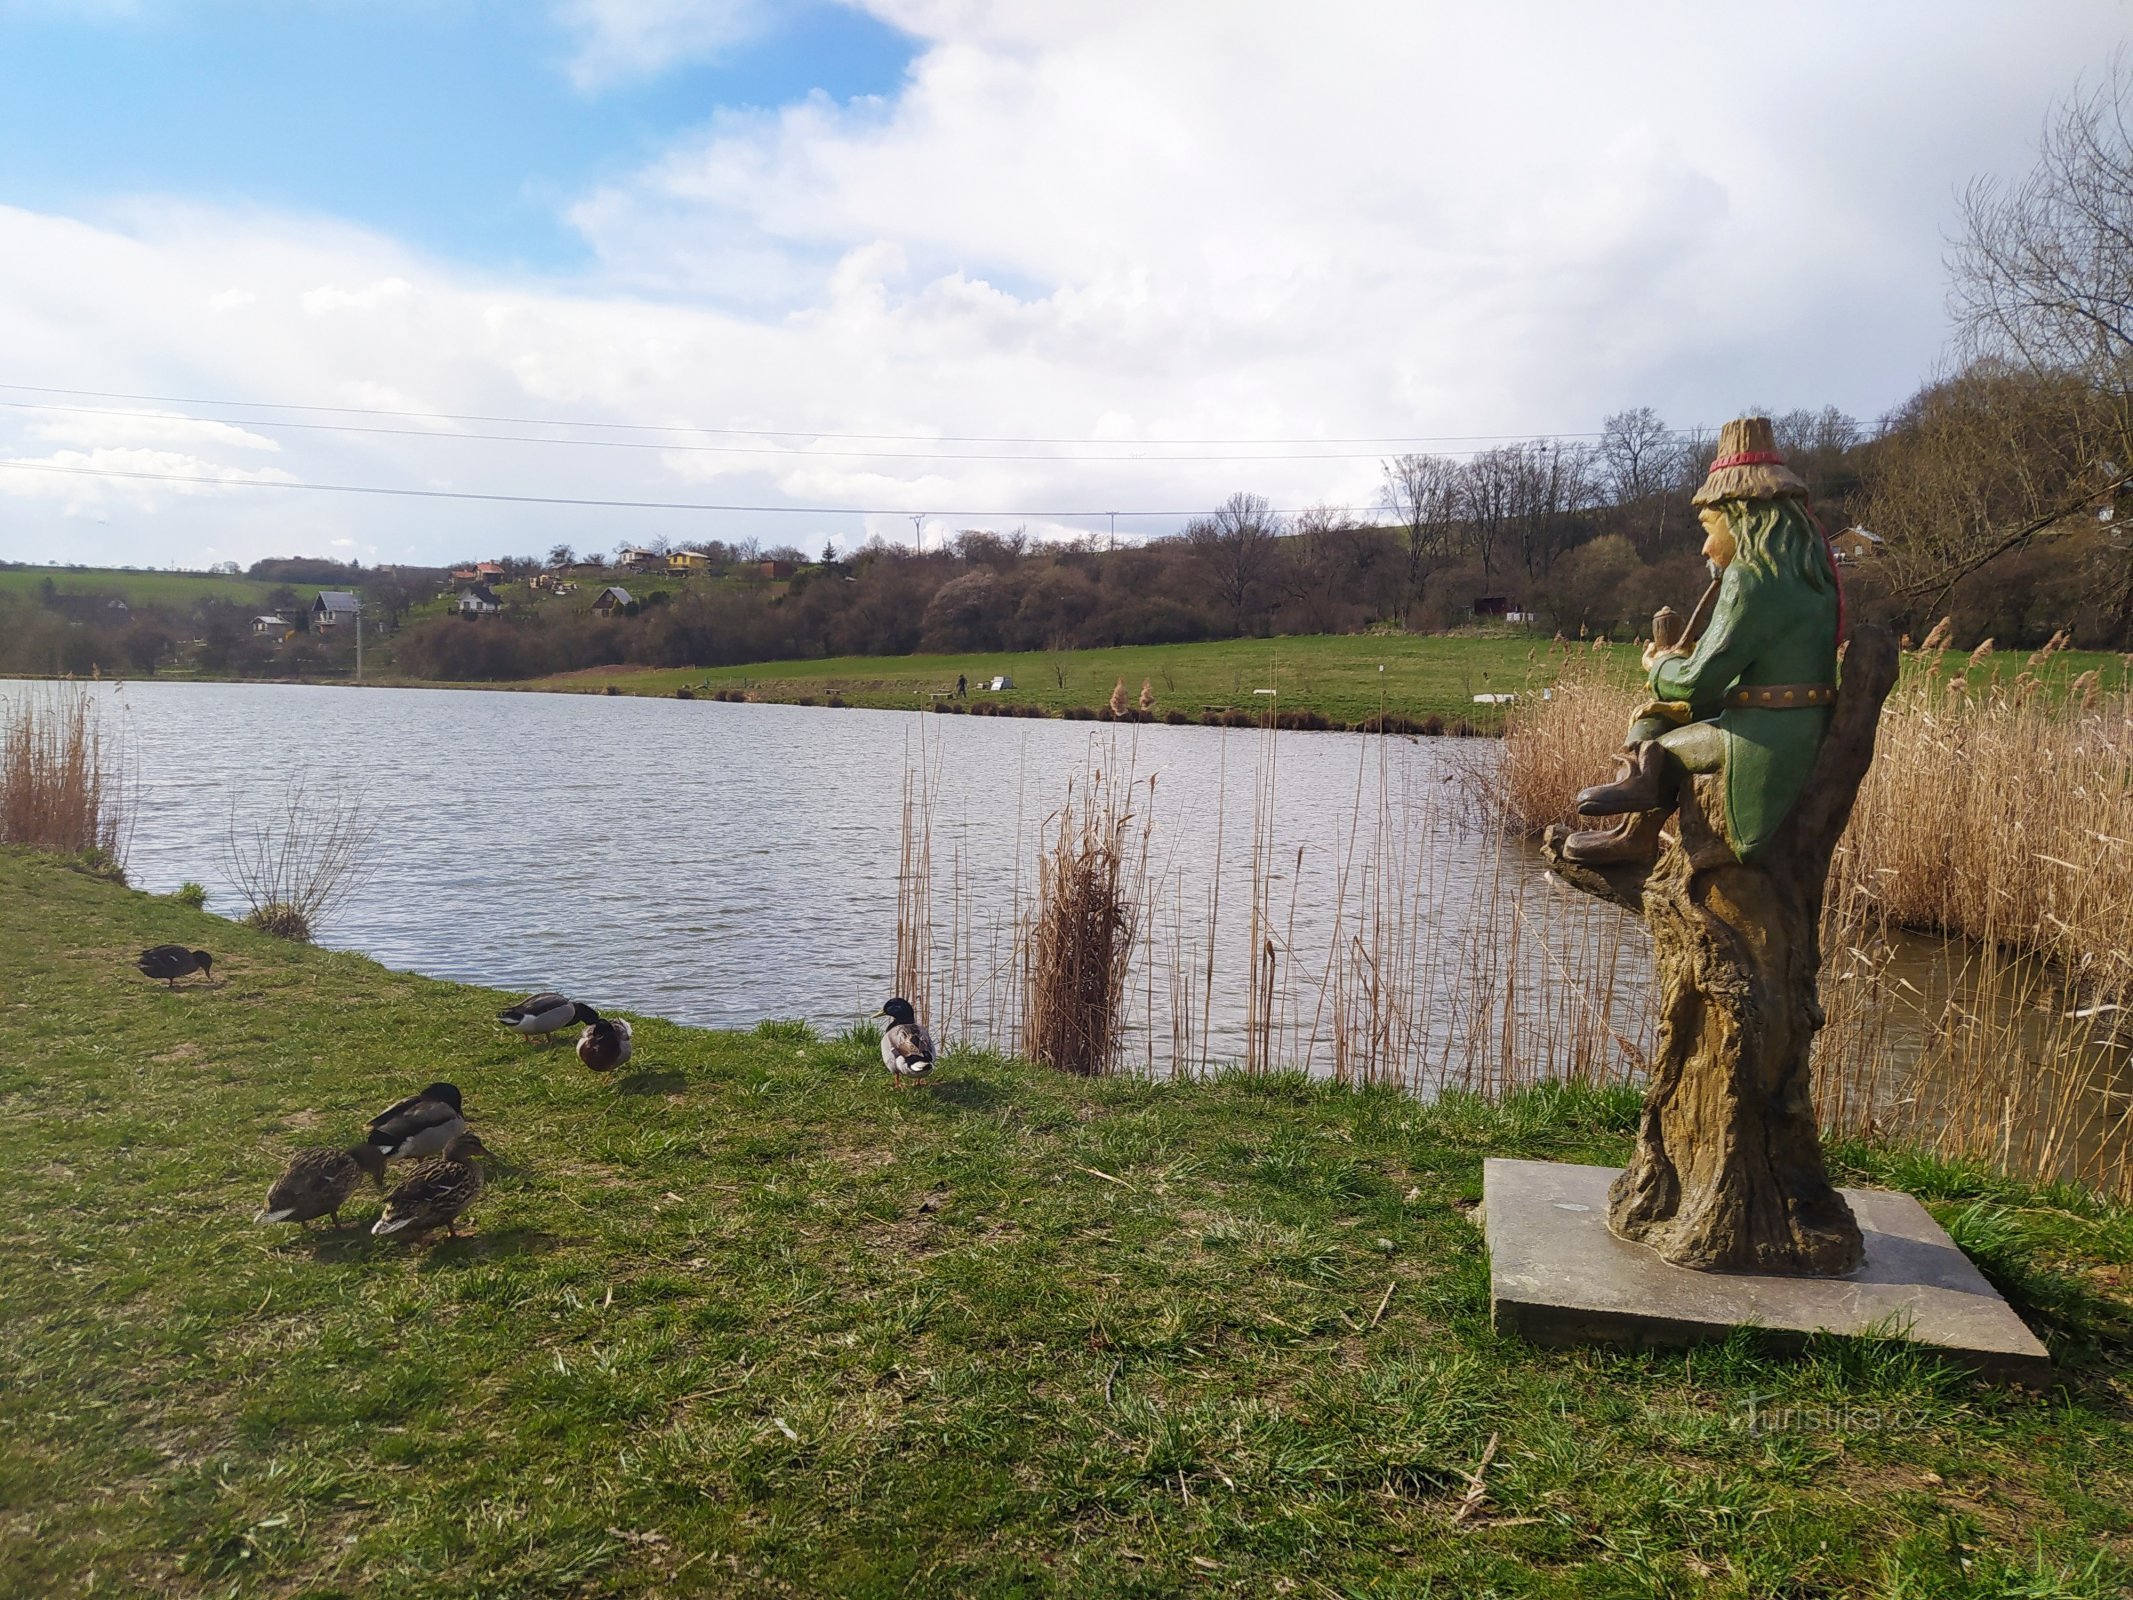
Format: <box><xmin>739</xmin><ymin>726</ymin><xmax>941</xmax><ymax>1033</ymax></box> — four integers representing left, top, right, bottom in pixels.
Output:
<box><xmin>519</xmin><ymin>632</ymin><xmax>1584</xmax><ymax>727</ymax></box>
<box><xmin>4</xmin><ymin>850</ymin><xmax>2132</xmax><ymax>1597</ymax></box>
<box><xmin>0</xmin><ymin>564</ymin><xmax>286</xmax><ymax>609</ymax></box>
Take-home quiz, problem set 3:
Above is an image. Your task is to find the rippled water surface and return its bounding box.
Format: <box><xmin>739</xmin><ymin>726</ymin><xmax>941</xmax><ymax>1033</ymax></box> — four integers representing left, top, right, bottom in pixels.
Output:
<box><xmin>69</xmin><ymin>680</ymin><xmax>1584</xmax><ymax>1049</ymax></box>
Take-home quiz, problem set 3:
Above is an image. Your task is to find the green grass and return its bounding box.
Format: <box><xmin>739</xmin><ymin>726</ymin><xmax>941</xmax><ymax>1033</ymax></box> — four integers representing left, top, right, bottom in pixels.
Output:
<box><xmin>0</xmin><ymin>564</ymin><xmax>286</xmax><ymax>609</ymax></box>
<box><xmin>3</xmin><ymin>852</ymin><xmax>2130</xmax><ymax>1596</ymax></box>
<box><xmin>519</xmin><ymin>631</ymin><xmax>1586</xmax><ymax>726</ymax></box>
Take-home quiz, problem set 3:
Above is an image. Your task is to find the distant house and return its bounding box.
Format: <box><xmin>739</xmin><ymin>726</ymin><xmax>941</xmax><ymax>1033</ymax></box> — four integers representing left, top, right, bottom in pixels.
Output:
<box><xmin>457</xmin><ymin>585</ymin><xmax>502</xmax><ymax>617</ymax></box>
<box><xmin>1473</xmin><ymin>595</ymin><xmax>1534</xmax><ymax>624</ymax></box>
<box><xmin>756</xmin><ymin>559</ymin><xmax>798</xmax><ymax>580</ymax></box>
<box><xmin>475</xmin><ymin>561</ymin><xmax>507</xmax><ymax>581</ymax></box>
<box><xmin>667</xmin><ymin>550</ymin><xmax>713</xmax><ymax>575</ymax></box>
<box><xmin>253</xmin><ymin>614</ymin><xmax>290</xmax><ymax>636</ymax></box>
<box><xmin>590</xmin><ymin>586</ymin><xmax>636</xmax><ymax>616</ymax></box>
<box><xmin>449</xmin><ymin>566</ymin><xmax>480</xmax><ymax>584</ymax></box>
<box><xmin>616</xmin><ymin>547</ymin><xmax>661</xmax><ymax>573</ymax></box>
<box><xmin>1830</xmin><ymin>526</ymin><xmax>1885</xmax><ymax>565</ymax></box>
<box><xmin>312</xmin><ymin>590</ymin><xmax>360</xmax><ymax>629</ymax></box>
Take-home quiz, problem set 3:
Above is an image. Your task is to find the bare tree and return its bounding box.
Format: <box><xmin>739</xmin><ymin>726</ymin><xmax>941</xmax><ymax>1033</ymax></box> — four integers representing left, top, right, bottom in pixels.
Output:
<box><xmin>1953</xmin><ymin>54</ymin><xmax>2133</xmax><ymax>399</ymax></box>
<box><xmin>1459</xmin><ymin>446</ymin><xmax>1520</xmax><ymax>581</ymax></box>
<box><xmin>1872</xmin><ymin>57</ymin><xmax>2133</xmax><ymax>608</ymax></box>
<box><xmin>1186</xmin><ymin>491</ymin><xmax>1286</xmax><ymax>632</ymax></box>
<box><xmin>1284</xmin><ymin>504</ymin><xmax>1369</xmax><ymax>633</ymax></box>
<box><xmin>546</xmin><ymin>543</ymin><xmax>576</xmax><ymax>570</ymax></box>
<box><xmin>1379</xmin><ymin>453</ymin><xmax>1463</xmax><ymax>622</ymax></box>
<box><xmin>1598</xmin><ymin>408</ymin><xmax>1682</xmax><ymax>557</ymax></box>
<box><xmin>1507</xmin><ymin>439</ymin><xmax>1594</xmax><ymax>583</ymax></box>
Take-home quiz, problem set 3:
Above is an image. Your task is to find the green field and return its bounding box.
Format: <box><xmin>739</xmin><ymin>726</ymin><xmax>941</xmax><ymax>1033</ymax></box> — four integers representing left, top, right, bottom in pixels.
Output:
<box><xmin>0</xmin><ymin>563</ymin><xmax>287</xmax><ymax>608</ymax></box>
<box><xmin>4</xmin><ymin>850</ymin><xmax>2129</xmax><ymax>1596</ymax></box>
<box><xmin>523</xmin><ymin>631</ymin><xmax>1591</xmax><ymax>726</ymax></box>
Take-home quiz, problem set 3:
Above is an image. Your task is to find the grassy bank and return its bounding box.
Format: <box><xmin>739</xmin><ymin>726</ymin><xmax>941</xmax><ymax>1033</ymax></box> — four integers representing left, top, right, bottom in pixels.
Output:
<box><xmin>3</xmin><ymin>852</ymin><xmax>2131</xmax><ymax>1596</ymax></box>
<box><xmin>516</xmin><ymin>632</ymin><xmax>1581</xmax><ymax>728</ymax></box>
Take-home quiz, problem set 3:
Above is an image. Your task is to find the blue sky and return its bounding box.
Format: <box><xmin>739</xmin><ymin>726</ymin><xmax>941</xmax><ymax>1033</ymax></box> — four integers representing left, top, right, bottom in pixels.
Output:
<box><xmin>0</xmin><ymin>1</ymin><xmax>914</xmax><ymax>273</ymax></box>
<box><xmin>1</xmin><ymin>2</ymin><xmax>2129</xmax><ymax>569</ymax></box>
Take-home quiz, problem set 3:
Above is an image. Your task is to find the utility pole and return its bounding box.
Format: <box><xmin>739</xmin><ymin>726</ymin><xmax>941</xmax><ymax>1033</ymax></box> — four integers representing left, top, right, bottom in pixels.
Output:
<box><xmin>910</xmin><ymin>513</ymin><xmax>924</xmax><ymax>554</ymax></box>
<box><xmin>1107</xmin><ymin>511</ymin><xmax>1117</xmax><ymax>551</ymax></box>
<box><xmin>355</xmin><ymin>599</ymin><xmax>363</xmax><ymax>682</ymax></box>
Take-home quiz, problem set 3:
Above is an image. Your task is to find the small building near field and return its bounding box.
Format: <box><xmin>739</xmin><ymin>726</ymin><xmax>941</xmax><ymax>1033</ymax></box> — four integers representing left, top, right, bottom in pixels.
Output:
<box><xmin>591</xmin><ymin>586</ymin><xmax>636</xmax><ymax>616</ymax></box>
<box><xmin>667</xmin><ymin>550</ymin><xmax>713</xmax><ymax>574</ymax></box>
<box><xmin>1830</xmin><ymin>526</ymin><xmax>1885</xmax><ymax>564</ymax></box>
<box><xmin>253</xmin><ymin>614</ymin><xmax>290</xmax><ymax>636</ymax></box>
<box><xmin>457</xmin><ymin>585</ymin><xmax>502</xmax><ymax>617</ymax></box>
<box><xmin>1473</xmin><ymin>595</ymin><xmax>1534</xmax><ymax>624</ymax></box>
<box><xmin>617</xmin><ymin>547</ymin><xmax>661</xmax><ymax>573</ymax></box>
<box><xmin>312</xmin><ymin>590</ymin><xmax>360</xmax><ymax>628</ymax></box>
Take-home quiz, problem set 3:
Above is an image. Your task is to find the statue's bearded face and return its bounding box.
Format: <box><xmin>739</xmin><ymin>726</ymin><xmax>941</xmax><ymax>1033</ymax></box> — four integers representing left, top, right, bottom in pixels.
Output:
<box><xmin>1699</xmin><ymin>507</ymin><xmax>1738</xmax><ymax>573</ymax></box>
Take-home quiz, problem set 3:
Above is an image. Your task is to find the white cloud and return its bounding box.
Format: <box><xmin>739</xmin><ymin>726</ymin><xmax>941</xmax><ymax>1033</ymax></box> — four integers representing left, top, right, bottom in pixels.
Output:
<box><xmin>22</xmin><ymin>409</ymin><xmax>280</xmax><ymax>452</ymax></box>
<box><xmin>554</xmin><ymin>0</ymin><xmax>773</xmax><ymax>89</ymax></box>
<box><xmin>3</xmin><ymin>2</ymin><xmax>2128</xmax><ymax>569</ymax></box>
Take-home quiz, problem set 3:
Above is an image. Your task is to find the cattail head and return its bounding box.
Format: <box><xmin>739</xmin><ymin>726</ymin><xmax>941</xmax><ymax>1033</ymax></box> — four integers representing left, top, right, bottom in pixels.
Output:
<box><xmin>1918</xmin><ymin>617</ymin><xmax>1954</xmax><ymax>654</ymax></box>
<box><xmin>1968</xmin><ymin>638</ymin><xmax>1995</xmax><ymax>668</ymax></box>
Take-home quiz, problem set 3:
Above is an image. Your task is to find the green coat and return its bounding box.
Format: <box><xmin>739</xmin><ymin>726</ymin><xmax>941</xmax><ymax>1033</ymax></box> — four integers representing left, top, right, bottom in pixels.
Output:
<box><xmin>1649</xmin><ymin>561</ymin><xmax>1836</xmax><ymax>862</ymax></box>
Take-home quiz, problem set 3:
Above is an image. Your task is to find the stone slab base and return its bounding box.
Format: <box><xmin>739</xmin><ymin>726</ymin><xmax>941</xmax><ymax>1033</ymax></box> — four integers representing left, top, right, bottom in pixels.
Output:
<box><xmin>1483</xmin><ymin>1158</ymin><xmax>2051</xmax><ymax>1384</ymax></box>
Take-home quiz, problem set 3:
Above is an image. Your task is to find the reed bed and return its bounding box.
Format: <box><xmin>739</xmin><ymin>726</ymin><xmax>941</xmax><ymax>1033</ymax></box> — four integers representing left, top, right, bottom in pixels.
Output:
<box><xmin>0</xmin><ymin>681</ymin><xmax>130</xmax><ymax>866</ymax></box>
<box><xmin>1021</xmin><ymin>764</ymin><xmax>1152</xmax><ymax>1075</ymax></box>
<box><xmin>887</xmin><ymin>658</ymin><xmax>2130</xmax><ymax>1201</ymax></box>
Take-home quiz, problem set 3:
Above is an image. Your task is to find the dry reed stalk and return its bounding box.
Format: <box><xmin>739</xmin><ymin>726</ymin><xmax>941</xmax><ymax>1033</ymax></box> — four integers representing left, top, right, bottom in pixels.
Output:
<box><xmin>0</xmin><ymin>682</ymin><xmax>131</xmax><ymax>865</ymax></box>
<box><xmin>1021</xmin><ymin>762</ymin><xmax>1150</xmax><ymax>1075</ymax></box>
<box><xmin>893</xmin><ymin>731</ymin><xmax>940</xmax><ymax>1015</ymax></box>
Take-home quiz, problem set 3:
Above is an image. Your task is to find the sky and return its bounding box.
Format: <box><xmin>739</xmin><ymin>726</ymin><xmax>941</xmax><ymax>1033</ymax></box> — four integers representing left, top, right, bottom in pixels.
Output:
<box><xmin>0</xmin><ymin>0</ymin><xmax>2128</xmax><ymax>570</ymax></box>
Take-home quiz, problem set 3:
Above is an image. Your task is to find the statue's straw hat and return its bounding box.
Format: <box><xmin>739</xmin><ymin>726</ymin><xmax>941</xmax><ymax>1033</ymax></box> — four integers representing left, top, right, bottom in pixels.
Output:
<box><xmin>1693</xmin><ymin>416</ymin><xmax>1809</xmax><ymax>505</ymax></box>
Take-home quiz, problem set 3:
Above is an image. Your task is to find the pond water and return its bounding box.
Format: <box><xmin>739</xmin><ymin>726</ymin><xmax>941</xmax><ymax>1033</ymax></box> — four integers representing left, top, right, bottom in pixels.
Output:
<box><xmin>68</xmin><ymin>680</ymin><xmax>1612</xmax><ymax>1057</ymax></box>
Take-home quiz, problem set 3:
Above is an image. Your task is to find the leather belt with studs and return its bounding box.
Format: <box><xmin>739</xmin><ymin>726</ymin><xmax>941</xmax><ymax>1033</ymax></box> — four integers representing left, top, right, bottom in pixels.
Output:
<box><xmin>1728</xmin><ymin>683</ymin><xmax>1835</xmax><ymax>708</ymax></box>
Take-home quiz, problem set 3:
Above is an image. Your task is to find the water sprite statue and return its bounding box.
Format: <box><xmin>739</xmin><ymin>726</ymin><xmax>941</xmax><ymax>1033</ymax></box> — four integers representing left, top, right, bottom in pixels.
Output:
<box><xmin>1559</xmin><ymin>416</ymin><xmax>1841</xmax><ymax>869</ymax></box>
<box><xmin>1539</xmin><ymin>415</ymin><xmax>1895</xmax><ymax>1277</ymax></box>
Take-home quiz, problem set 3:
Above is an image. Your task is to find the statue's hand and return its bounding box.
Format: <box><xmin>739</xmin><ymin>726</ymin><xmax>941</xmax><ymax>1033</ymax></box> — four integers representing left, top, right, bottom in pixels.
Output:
<box><xmin>1643</xmin><ymin>641</ymin><xmax>1685</xmax><ymax>675</ymax></box>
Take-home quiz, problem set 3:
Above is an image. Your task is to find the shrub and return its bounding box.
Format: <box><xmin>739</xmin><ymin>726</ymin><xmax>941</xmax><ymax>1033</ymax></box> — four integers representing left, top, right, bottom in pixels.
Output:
<box><xmin>171</xmin><ymin>881</ymin><xmax>209</xmax><ymax>909</ymax></box>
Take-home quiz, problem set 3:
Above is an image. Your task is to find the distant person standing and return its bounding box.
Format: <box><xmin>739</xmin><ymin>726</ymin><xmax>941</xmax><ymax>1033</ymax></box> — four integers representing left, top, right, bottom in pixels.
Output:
<box><xmin>956</xmin><ymin>673</ymin><xmax>967</xmax><ymax>698</ymax></box>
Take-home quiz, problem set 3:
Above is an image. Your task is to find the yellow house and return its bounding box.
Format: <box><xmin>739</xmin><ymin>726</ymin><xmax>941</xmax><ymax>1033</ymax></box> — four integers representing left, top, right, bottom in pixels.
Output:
<box><xmin>667</xmin><ymin>550</ymin><xmax>713</xmax><ymax>575</ymax></box>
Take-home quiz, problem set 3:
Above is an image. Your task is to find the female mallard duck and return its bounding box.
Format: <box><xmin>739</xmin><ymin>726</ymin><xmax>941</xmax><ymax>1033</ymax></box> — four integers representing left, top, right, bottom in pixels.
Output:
<box><xmin>575</xmin><ymin>1009</ymin><xmax>633</xmax><ymax>1076</ymax></box>
<box><xmin>255</xmin><ymin>1143</ymin><xmax>387</xmax><ymax>1229</ymax></box>
<box><xmin>875</xmin><ymin>997</ymin><xmax>936</xmax><ymax>1090</ymax></box>
<box><xmin>365</xmin><ymin>1081</ymin><xmax>466</xmax><ymax>1162</ymax></box>
<box><xmin>137</xmin><ymin>945</ymin><xmax>212</xmax><ymax>988</ymax></box>
<box><xmin>371</xmin><ymin>1132</ymin><xmax>490</xmax><ymax>1240</ymax></box>
<box><xmin>497</xmin><ymin>992</ymin><xmax>590</xmax><ymax>1045</ymax></box>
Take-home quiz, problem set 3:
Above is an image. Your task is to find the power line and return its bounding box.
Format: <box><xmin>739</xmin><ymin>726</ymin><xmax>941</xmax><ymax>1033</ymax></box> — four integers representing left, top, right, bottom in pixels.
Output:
<box><xmin>0</xmin><ymin>380</ymin><xmax>1685</xmax><ymax>451</ymax></box>
<box><xmin>0</xmin><ymin>458</ymin><xmax>1364</xmax><ymax>520</ymax></box>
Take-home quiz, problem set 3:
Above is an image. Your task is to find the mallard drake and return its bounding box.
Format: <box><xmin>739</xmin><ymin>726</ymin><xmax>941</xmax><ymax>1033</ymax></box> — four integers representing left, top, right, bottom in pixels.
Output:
<box><xmin>370</xmin><ymin>1132</ymin><xmax>490</xmax><ymax>1240</ymax></box>
<box><xmin>255</xmin><ymin>1143</ymin><xmax>387</xmax><ymax>1229</ymax></box>
<box><xmin>137</xmin><ymin>945</ymin><xmax>212</xmax><ymax>987</ymax></box>
<box><xmin>875</xmin><ymin>997</ymin><xmax>936</xmax><ymax>1090</ymax></box>
<box><xmin>365</xmin><ymin>1081</ymin><xmax>467</xmax><ymax>1162</ymax></box>
<box><xmin>497</xmin><ymin>992</ymin><xmax>590</xmax><ymax>1045</ymax></box>
<box><xmin>575</xmin><ymin>1009</ymin><xmax>633</xmax><ymax>1076</ymax></box>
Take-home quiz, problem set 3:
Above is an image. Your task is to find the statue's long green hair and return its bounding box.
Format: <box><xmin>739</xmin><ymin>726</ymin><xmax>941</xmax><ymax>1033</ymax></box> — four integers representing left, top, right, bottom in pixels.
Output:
<box><xmin>1712</xmin><ymin>496</ymin><xmax>1837</xmax><ymax>602</ymax></box>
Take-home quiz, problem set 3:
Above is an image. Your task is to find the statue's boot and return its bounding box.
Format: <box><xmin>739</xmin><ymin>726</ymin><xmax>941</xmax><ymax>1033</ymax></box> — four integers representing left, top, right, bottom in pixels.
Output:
<box><xmin>1558</xmin><ymin>807</ymin><xmax>1669</xmax><ymax>867</ymax></box>
<box><xmin>1576</xmin><ymin>741</ymin><xmax>1671</xmax><ymax>818</ymax></box>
